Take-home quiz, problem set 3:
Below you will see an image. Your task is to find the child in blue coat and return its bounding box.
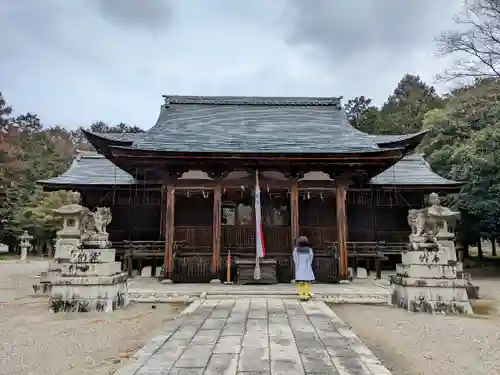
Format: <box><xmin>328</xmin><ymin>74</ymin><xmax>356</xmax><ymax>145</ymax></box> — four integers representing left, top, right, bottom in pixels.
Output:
<box><xmin>293</xmin><ymin>236</ymin><xmax>315</xmax><ymax>301</ymax></box>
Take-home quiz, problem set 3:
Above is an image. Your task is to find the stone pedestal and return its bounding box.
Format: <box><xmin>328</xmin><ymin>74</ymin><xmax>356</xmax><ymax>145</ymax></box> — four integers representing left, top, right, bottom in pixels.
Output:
<box><xmin>49</xmin><ymin>237</ymin><xmax>129</xmax><ymax>313</ymax></box>
<box><xmin>389</xmin><ymin>235</ymin><xmax>473</xmax><ymax>315</ymax></box>
<box><xmin>37</xmin><ymin>192</ymin><xmax>128</xmax><ymax>312</ymax></box>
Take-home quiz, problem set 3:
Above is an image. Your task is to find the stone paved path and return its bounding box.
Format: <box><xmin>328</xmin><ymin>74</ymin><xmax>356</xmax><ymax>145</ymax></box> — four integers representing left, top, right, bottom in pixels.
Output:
<box><xmin>115</xmin><ymin>299</ymin><xmax>392</xmax><ymax>375</ymax></box>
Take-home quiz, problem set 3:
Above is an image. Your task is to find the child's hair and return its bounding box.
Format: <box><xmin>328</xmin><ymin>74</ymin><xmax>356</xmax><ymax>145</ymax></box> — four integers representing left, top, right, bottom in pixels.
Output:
<box><xmin>296</xmin><ymin>236</ymin><xmax>310</xmax><ymax>247</ymax></box>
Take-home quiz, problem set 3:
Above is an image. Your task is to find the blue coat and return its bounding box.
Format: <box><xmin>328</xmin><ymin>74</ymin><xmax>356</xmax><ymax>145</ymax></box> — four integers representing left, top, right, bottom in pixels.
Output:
<box><xmin>293</xmin><ymin>247</ymin><xmax>315</xmax><ymax>282</ymax></box>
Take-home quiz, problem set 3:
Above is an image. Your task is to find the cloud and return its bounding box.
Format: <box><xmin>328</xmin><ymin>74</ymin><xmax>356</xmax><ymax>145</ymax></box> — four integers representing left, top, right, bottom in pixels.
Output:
<box><xmin>284</xmin><ymin>0</ymin><xmax>455</xmax><ymax>60</ymax></box>
<box><xmin>0</xmin><ymin>0</ymin><xmax>465</xmax><ymax>129</ymax></box>
<box><xmin>91</xmin><ymin>0</ymin><xmax>172</xmax><ymax>33</ymax></box>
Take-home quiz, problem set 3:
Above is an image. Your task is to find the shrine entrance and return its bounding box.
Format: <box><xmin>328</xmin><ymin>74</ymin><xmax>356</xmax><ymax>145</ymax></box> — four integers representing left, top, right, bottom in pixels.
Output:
<box><xmin>298</xmin><ymin>191</ymin><xmax>338</xmax><ymax>282</ymax></box>
<box><xmin>221</xmin><ymin>187</ymin><xmax>292</xmax><ymax>282</ymax></box>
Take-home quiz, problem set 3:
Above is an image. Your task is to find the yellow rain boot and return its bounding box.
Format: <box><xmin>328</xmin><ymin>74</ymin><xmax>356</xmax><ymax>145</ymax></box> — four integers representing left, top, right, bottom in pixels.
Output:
<box><xmin>297</xmin><ymin>282</ymin><xmax>304</xmax><ymax>299</ymax></box>
<box><xmin>304</xmin><ymin>282</ymin><xmax>311</xmax><ymax>300</ymax></box>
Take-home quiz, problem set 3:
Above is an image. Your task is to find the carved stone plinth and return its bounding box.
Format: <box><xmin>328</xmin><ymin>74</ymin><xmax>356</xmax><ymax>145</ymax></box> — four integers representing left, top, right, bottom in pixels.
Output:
<box><xmin>37</xmin><ymin>192</ymin><xmax>128</xmax><ymax>312</ymax></box>
<box><xmin>49</xmin><ymin>246</ymin><xmax>128</xmax><ymax>313</ymax></box>
<box><xmin>390</xmin><ymin>193</ymin><xmax>473</xmax><ymax>315</ymax></box>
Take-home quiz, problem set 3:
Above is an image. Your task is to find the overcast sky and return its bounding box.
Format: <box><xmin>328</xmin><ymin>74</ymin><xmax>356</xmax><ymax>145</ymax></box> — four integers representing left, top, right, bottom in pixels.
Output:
<box><xmin>1</xmin><ymin>0</ymin><xmax>464</xmax><ymax>129</ymax></box>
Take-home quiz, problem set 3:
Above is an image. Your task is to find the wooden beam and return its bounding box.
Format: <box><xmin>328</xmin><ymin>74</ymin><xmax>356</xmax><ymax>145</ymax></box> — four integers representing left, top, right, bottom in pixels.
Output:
<box><xmin>336</xmin><ymin>182</ymin><xmax>348</xmax><ymax>280</ymax></box>
<box><xmin>163</xmin><ymin>184</ymin><xmax>175</xmax><ymax>281</ymax></box>
<box><xmin>290</xmin><ymin>180</ymin><xmax>299</xmax><ymax>245</ymax></box>
<box><xmin>211</xmin><ymin>185</ymin><xmax>222</xmax><ymax>280</ymax></box>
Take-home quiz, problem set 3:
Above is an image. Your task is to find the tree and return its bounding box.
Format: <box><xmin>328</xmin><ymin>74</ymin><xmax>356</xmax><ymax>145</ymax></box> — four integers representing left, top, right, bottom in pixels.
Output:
<box><xmin>72</xmin><ymin>121</ymin><xmax>145</xmax><ymax>151</ymax></box>
<box><xmin>420</xmin><ymin>78</ymin><xmax>500</xmax><ymax>251</ymax></box>
<box><xmin>378</xmin><ymin>74</ymin><xmax>442</xmax><ymax>134</ymax></box>
<box><xmin>0</xmin><ymin>92</ymin><xmax>12</xmax><ymax>129</ymax></box>
<box><xmin>436</xmin><ymin>0</ymin><xmax>500</xmax><ymax>81</ymax></box>
<box><xmin>344</xmin><ymin>96</ymin><xmax>381</xmax><ymax>133</ymax></box>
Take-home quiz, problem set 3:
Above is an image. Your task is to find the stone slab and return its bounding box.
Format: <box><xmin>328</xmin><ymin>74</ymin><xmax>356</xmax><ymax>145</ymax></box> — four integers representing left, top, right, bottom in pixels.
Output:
<box><xmin>401</xmin><ymin>249</ymin><xmax>460</xmax><ymax>266</ymax></box>
<box><xmin>390</xmin><ymin>283</ymin><xmax>472</xmax><ymax>314</ymax></box>
<box><xmin>50</xmin><ymin>272</ymin><xmax>127</xmax><ymax>286</ymax></box>
<box><xmin>390</xmin><ymin>282</ymin><xmax>469</xmax><ymax>302</ymax></box>
<box><xmin>112</xmin><ymin>299</ymin><xmax>393</xmax><ymax>375</ymax></box>
<box><xmin>395</xmin><ymin>263</ymin><xmax>459</xmax><ymax>279</ymax></box>
<box><xmin>50</xmin><ymin>283</ymin><xmax>127</xmax><ymax>300</ymax></box>
<box><xmin>49</xmin><ymin>294</ymin><xmax>129</xmax><ymax>313</ymax></box>
<box><xmin>68</xmin><ymin>248</ymin><xmax>117</xmax><ymax>263</ymax></box>
<box><xmin>390</xmin><ymin>275</ymin><xmax>468</xmax><ymax>288</ymax></box>
<box><xmin>60</xmin><ymin>261</ymin><xmax>122</xmax><ymax>277</ymax></box>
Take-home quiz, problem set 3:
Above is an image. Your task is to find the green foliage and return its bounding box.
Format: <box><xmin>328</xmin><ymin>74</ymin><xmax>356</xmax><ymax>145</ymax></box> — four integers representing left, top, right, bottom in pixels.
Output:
<box><xmin>420</xmin><ymin>79</ymin><xmax>500</xmax><ymax>240</ymax></box>
<box><xmin>0</xmin><ymin>92</ymin><xmax>145</xmax><ymax>247</ymax></box>
<box><xmin>0</xmin><ymin>92</ymin><xmax>12</xmax><ymax>128</ymax></box>
<box><xmin>72</xmin><ymin>121</ymin><xmax>144</xmax><ymax>151</ymax></box>
<box><xmin>344</xmin><ymin>96</ymin><xmax>381</xmax><ymax>133</ymax></box>
<box><xmin>378</xmin><ymin>74</ymin><xmax>443</xmax><ymax>134</ymax></box>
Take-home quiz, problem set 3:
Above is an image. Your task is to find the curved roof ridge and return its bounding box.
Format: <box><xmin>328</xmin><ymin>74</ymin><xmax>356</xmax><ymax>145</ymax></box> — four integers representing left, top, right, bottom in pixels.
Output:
<box><xmin>162</xmin><ymin>95</ymin><xmax>343</xmax><ymax>107</ymax></box>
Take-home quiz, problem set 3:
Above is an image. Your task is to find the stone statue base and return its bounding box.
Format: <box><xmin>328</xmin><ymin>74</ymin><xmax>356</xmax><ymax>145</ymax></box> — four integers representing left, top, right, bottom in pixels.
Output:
<box><xmin>50</xmin><ymin>273</ymin><xmax>128</xmax><ymax>313</ymax></box>
<box><xmin>389</xmin><ymin>236</ymin><xmax>473</xmax><ymax>315</ymax></box>
<box><xmin>48</xmin><ymin>246</ymin><xmax>129</xmax><ymax>313</ymax></box>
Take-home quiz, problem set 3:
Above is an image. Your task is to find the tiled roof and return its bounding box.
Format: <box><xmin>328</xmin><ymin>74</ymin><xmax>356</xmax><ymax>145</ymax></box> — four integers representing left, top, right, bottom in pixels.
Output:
<box><xmin>115</xmin><ymin>95</ymin><xmax>387</xmax><ymax>153</ymax></box>
<box><xmin>39</xmin><ymin>151</ymin><xmax>135</xmax><ymax>186</ymax></box>
<box><xmin>370</xmin><ymin>153</ymin><xmax>461</xmax><ymax>186</ymax></box>
<box><xmin>92</xmin><ymin>132</ymin><xmax>145</xmax><ymax>142</ymax></box>
<box><xmin>38</xmin><ymin>151</ymin><xmax>460</xmax><ymax>187</ymax></box>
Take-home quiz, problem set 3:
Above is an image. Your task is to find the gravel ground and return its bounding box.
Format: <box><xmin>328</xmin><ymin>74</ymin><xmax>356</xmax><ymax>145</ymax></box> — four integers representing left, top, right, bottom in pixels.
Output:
<box><xmin>0</xmin><ymin>260</ymin><xmax>183</xmax><ymax>375</ymax></box>
<box><xmin>333</xmin><ymin>278</ymin><xmax>500</xmax><ymax>375</ymax></box>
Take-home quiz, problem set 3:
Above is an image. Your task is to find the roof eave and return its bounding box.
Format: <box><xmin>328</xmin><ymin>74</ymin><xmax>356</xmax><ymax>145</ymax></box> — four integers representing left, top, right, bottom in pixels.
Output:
<box><xmin>82</xmin><ymin>130</ymin><xmax>134</xmax><ymax>156</ymax></box>
<box><xmin>372</xmin><ymin>182</ymin><xmax>463</xmax><ymax>191</ymax></box>
<box><xmin>376</xmin><ymin>130</ymin><xmax>428</xmax><ymax>150</ymax></box>
<box><xmin>107</xmin><ymin>144</ymin><xmax>407</xmax><ymax>161</ymax></box>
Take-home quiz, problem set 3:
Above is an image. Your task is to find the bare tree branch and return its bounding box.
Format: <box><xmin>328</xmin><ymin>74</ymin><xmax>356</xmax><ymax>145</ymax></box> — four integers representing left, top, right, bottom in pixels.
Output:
<box><xmin>436</xmin><ymin>0</ymin><xmax>500</xmax><ymax>81</ymax></box>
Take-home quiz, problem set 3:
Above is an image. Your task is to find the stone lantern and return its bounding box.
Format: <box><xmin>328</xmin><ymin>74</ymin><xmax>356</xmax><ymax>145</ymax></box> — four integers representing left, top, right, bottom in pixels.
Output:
<box><xmin>19</xmin><ymin>230</ymin><xmax>33</xmax><ymax>263</ymax></box>
<box><xmin>51</xmin><ymin>191</ymin><xmax>86</xmax><ymax>261</ymax></box>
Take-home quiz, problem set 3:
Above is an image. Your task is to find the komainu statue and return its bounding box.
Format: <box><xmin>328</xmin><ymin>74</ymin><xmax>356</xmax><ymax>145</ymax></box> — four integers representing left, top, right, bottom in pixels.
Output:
<box><xmin>92</xmin><ymin>207</ymin><xmax>112</xmax><ymax>234</ymax></box>
<box><xmin>81</xmin><ymin>207</ymin><xmax>112</xmax><ymax>235</ymax></box>
<box><xmin>407</xmin><ymin>208</ymin><xmax>437</xmax><ymax>239</ymax></box>
<box><xmin>407</xmin><ymin>192</ymin><xmax>460</xmax><ymax>246</ymax></box>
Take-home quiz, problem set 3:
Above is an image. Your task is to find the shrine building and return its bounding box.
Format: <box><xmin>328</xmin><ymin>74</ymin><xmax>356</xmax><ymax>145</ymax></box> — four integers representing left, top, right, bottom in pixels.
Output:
<box><xmin>39</xmin><ymin>95</ymin><xmax>461</xmax><ymax>283</ymax></box>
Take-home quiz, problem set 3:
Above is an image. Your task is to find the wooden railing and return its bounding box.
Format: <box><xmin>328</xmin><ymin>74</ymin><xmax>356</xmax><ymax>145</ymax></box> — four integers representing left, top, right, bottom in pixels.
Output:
<box><xmin>299</xmin><ymin>227</ymin><xmax>336</xmax><ymax>250</ymax></box>
<box><xmin>174</xmin><ymin>226</ymin><xmax>212</xmax><ymax>251</ymax></box>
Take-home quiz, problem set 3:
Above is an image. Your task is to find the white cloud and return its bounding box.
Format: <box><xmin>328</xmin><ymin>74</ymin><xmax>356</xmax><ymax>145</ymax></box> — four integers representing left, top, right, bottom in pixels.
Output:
<box><xmin>0</xmin><ymin>0</ymin><xmax>465</xmax><ymax>129</ymax></box>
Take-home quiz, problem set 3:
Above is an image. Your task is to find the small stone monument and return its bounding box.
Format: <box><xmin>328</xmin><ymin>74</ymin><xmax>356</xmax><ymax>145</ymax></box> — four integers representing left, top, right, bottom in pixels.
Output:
<box><xmin>45</xmin><ymin>191</ymin><xmax>128</xmax><ymax>312</ymax></box>
<box><xmin>19</xmin><ymin>230</ymin><xmax>33</xmax><ymax>263</ymax></box>
<box><xmin>389</xmin><ymin>193</ymin><xmax>473</xmax><ymax>315</ymax></box>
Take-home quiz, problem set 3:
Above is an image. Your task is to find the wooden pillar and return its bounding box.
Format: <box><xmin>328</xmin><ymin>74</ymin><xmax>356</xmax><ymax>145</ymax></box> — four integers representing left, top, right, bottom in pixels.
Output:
<box><xmin>290</xmin><ymin>181</ymin><xmax>299</xmax><ymax>246</ymax></box>
<box><xmin>163</xmin><ymin>184</ymin><xmax>175</xmax><ymax>281</ymax></box>
<box><xmin>211</xmin><ymin>185</ymin><xmax>222</xmax><ymax>281</ymax></box>
<box><xmin>336</xmin><ymin>183</ymin><xmax>348</xmax><ymax>280</ymax></box>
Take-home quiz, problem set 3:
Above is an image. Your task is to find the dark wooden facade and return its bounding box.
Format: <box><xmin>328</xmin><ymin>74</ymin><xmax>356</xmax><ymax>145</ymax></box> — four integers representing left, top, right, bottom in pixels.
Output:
<box><xmin>79</xmin><ymin>181</ymin><xmax>437</xmax><ymax>283</ymax></box>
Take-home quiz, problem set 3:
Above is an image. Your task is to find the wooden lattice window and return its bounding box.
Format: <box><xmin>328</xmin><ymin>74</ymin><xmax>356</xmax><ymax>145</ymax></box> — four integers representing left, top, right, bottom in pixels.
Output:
<box><xmin>238</xmin><ymin>204</ymin><xmax>253</xmax><ymax>225</ymax></box>
<box><xmin>222</xmin><ymin>201</ymin><xmax>236</xmax><ymax>226</ymax></box>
